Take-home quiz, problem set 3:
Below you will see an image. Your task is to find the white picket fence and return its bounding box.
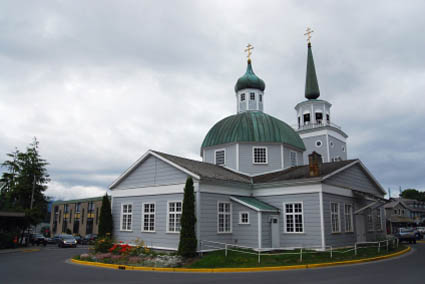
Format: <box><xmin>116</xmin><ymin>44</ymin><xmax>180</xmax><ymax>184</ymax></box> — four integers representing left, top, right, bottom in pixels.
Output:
<box><xmin>199</xmin><ymin>239</ymin><xmax>399</xmax><ymax>263</ymax></box>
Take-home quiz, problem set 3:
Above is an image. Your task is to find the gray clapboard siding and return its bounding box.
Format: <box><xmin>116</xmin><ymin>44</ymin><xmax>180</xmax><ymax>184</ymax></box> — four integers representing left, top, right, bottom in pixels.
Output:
<box><xmin>239</xmin><ymin>143</ymin><xmax>283</xmax><ymax>174</ymax></box>
<box><xmin>325</xmin><ymin>164</ymin><xmax>383</xmax><ymax>197</ymax></box>
<box><xmin>258</xmin><ymin>193</ymin><xmax>321</xmax><ymax>248</ymax></box>
<box><xmin>322</xmin><ymin>193</ymin><xmax>356</xmax><ymax>247</ymax></box>
<box><xmin>203</xmin><ymin>144</ymin><xmax>237</xmax><ymax>170</ymax></box>
<box><xmin>232</xmin><ymin>202</ymin><xmax>258</xmax><ymax>248</ymax></box>
<box><xmin>114</xmin><ymin>155</ymin><xmax>188</xmax><ymax>190</ymax></box>
<box><xmin>112</xmin><ymin>194</ymin><xmax>183</xmax><ymax>250</ymax></box>
<box><xmin>199</xmin><ymin>193</ymin><xmax>233</xmax><ymax>245</ymax></box>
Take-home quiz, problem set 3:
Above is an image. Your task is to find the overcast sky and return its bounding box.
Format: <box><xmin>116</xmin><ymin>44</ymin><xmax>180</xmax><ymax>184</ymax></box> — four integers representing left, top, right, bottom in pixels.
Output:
<box><xmin>1</xmin><ymin>0</ymin><xmax>424</xmax><ymax>200</ymax></box>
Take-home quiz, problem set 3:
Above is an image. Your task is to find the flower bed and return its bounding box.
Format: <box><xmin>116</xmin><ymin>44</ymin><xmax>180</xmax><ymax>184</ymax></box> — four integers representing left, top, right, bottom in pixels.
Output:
<box><xmin>75</xmin><ymin>238</ymin><xmax>182</xmax><ymax>268</ymax></box>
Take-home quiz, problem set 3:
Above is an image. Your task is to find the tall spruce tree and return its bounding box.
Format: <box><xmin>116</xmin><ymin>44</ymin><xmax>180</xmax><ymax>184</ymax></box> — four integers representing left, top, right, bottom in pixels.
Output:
<box><xmin>98</xmin><ymin>194</ymin><xmax>113</xmax><ymax>237</ymax></box>
<box><xmin>178</xmin><ymin>177</ymin><xmax>197</xmax><ymax>257</ymax></box>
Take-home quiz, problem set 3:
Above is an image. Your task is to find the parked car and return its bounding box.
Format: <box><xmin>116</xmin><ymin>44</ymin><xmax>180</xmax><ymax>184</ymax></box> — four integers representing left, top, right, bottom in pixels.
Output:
<box><xmin>46</xmin><ymin>237</ymin><xmax>56</xmax><ymax>244</ymax></box>
<box><xmin>57</xmin><ymin>234</ymin><xmax>78</xmax><ymax>248</ymax></box>
<box><xmin>416</xmin><ymin>227</ymin><xmax>425</xmax><ymax>235</ymax></box>
<box><xmin>30</xmin><ymin>234</ymin><xmax>47</xmax><ymax>246</ymax></box>
<box><xmin>82</xmin><ymin>234</ymin><xmax>97</xmax><ymax>245</ymax></box>
<box><xmin>73</xmin><ymin>235</ymin><xmax>82</xmax><ymax>244</ymax></box>
<box><xmin>395</xmin><ymin>228</ymin><xmax>417</xmax><ymax>244</ymax></box>
<box><xmin>51</xmin><ymin>235</ymin><xmax>61</xmax><ymax>244</ymax></box>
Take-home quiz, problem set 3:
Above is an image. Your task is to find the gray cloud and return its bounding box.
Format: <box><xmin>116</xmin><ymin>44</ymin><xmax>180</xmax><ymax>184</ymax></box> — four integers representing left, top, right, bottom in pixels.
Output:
<box><xmin>1</xmin><ymin>0</ymin><xmax>424</xmax><ymax>200</ymax></box>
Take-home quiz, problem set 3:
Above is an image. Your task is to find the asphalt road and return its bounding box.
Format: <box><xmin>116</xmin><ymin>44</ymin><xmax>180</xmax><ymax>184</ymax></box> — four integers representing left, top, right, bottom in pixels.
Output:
<box><xmin>0</xmin><ymin>243</ymin><xmax>424</xmax><ymax>284</ymax></box>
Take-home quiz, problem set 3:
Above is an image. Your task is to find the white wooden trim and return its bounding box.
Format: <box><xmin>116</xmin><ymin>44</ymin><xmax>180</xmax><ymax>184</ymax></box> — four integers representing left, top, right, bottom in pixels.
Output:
<box><xmin>236</xmin><ymin>143</ymin><xmax>240</xmax><ymax>171</ymax></box>
<box><xmin>344</xmin><ymin>203</ymin><xmax>354</xmax><ymax>233</ymax></box>
<box><xmin>319</xmin><ymin>190</ymin><xmax>325</xmax><ymax>249</ymax></box>
<box><xmin>280</xmin><ymin>144</ymin><xmax>284</xmax><ymax>169</ymax></box>
<box><xmin>321</xmin><ymin>160</ymin><xmax>359</xmax><ymax>181</ymax></box>
<box><xmin>217</xmin><ymin>201</ymin><xmax>232</xmax><ymax>234</ymax></box>
<box><xmin>258</xmin><ymin>212</ymin><xmax>262</xmax><ymax>249</ymax></box>
<box><xmin>214</xmin><ymin>148</ymin><xmax>226</xmax><ymax>166</ymax></box>
<box><xmin>166</xmin><ymin>200</ymin><xmax>182</xmax><ymax>233</ymax></box>
<box><xmin>253</xmin><ymin>184</ymin><xmax>322</xmax><ymax>197</ymax></box>
<box><xmin>299</xmin><ymin>129</ymin><xmax>347</xmax><ymax>142</ymax></box>
<box><xmin>195</xmin><ymin>182</ymin><xmax>201</xmax><ymax>249</ymax></box>
<box><xmin>282</xmin><ymin>201</ymin><xmax>304</xmax><ymax>234</ymax></box>
<box><xmin>110</xmin><ymin>184</ymin><xmax>185</xmax><ymax>197</ymax></box>
<box><xmin>141</xmin><ymin>202</ymin><xmax>156</xmax><ymax>233</ymax></box>
<box><xmin>239</xmin><ymin>211</ymin><xmax>250</xmax><ymax>224</ymax></box>
<box><xmin>252</xmin><ymin>146</ymin><xmax>268</xmax><ymax>165</ymax></box>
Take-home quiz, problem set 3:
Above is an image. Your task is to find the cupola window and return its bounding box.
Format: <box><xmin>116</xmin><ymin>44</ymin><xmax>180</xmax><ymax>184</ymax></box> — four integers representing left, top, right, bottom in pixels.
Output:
<box><xmin>253</xmin><ymin>147</ymin><xmax>267</xmax><ymax>164</ymax></box>
<box><xmin>250</xmin><ymin>93</ymin><xmax>255</xmax><ymax>100</ymax></box>
<box><xmin>241</xmin><ymin>93</ymin><xmax>245</xmax><ymax>101</ymax></box>
<box><xmin>315</xmin><ymin>112</ymin><xmax>323</xmax><ymax>124</ymax></box>
<box><xmin>303</xmin><ymin>113</ymin><xmax>311</xmax><ymax>125</ymax></box>
<box><xmin>215</xmin><ymin>149</ymin><xmax>226</xmax><ymax>166</ymax></box>
<box><xmin>326</xmin><ymin>114</ymin><xmax>330</xmax><ymax>123</ymax></box>
<box><xmin>259</xmin><ymin>94</ymin><xmax>263</xmax><ymax>102</ymax></box>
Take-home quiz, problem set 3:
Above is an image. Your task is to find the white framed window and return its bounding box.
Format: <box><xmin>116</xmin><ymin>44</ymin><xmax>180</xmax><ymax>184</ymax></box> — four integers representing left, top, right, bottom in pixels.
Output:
<box><xmin>250</xmin><ymin>92</ymin><xmax>255</xmax><ymax>100</ymax></box>
<box><xmin>283</xmin><ymin>202</ymin><xmax>304</xmax><ymax>233</ymax></box>
<box><xmin>375</xmin><ymin>208</ymin><xmax>382</xmax><ymax>231</ymax></box>
<box><xmin>367</xmin><ymin>208</ymin><xmax>374</xmax><ymax>231</ymax></box>
<box><xmin>167</xmin><ymin>201</ymin><xmax>182</xmax><ymax>233</ymax></box>
<box><xmin>253</xmin><ymin>147</ymin><xmax>268</xmax><ymax>164</ymax></box>
<box><xmin>290</xmin><ymin>151</ymin><xmax>297</xmax><ymax>167</ymax></box>
<box><xmin>142</xmin><ymin>202</ymin><xmax>155</xmax><ymax>232</ymax></box>
<box><xmin>344</xmin><ymin>204</ymin><xmax>353</xmax><ymax>232</ymax></box>
<box><xmin>331</xmin><ymin>203</ymin><xmax>340</xmax><ymax>233</ymax></box>
<box><xmin>214</xmin><ymin>149</ymin><xmax>226</xmax><ymax>166</ymax></box>
<box><xmin>121</xmin><ymin>203</ymin><xmax>132</xmax><ymax>231</ymax></box>
<box><xmin>239</xmin><ymin>212</ymin><xmax>249</xmax><ymax>224</ymax></box>
<box><xmin>217</xmin><ymin>202</ymin><xmax>232</xmax><ymax>233</ymax></box>
<box><xmin>241</xmin><ymin>93</ymin><xmax>245</xmax><ymax>101</ymax></box>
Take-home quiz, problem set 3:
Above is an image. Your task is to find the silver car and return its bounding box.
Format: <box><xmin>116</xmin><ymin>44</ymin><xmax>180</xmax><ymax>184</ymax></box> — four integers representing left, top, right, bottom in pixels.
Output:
<box><xmin>57</xmin><ymin>234</ymin><xmax>78</xmax><ymax>248</ymax></box>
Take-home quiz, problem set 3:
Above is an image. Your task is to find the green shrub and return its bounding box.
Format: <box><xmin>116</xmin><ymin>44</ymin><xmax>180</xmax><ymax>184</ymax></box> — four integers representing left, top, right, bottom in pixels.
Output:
<box><xmin>94</xmin><ymin>237</ymin><xmax>114</xmax><ymax>253</ymax></box>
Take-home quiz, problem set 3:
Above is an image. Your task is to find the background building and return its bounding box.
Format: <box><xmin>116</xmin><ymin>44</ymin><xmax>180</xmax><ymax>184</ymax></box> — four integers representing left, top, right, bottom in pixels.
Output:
<box><xmin>50</xmin><ymin>196</ymin><xmax>104</xmax><ymax>237</ymax></box>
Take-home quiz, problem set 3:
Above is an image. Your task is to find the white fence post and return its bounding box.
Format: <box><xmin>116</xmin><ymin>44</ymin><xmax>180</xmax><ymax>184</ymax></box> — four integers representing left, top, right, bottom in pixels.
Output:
<box><xmin>258</xmin><ymin>250</ymin><xmax>261</xmax><ymax>264</ymax></box>
<box><xmin>378</xmin><ymin>241</ymin><xmax>381</xmax><ymax>253</ymax></box>
<box><xmin>225</xmin><ymin>244</ymin><xmax>228</xmax><ymax>257</ymax></box>
<box><xmin>354</xmin><ymin>243</ymin><xmax>357</xmax><ymax>256</ymax></box>
<box><xmin>300</xmin><ymin>248</ymin><xmax>303</xmax><ymax>262</ymax></box>
<box><xmin>330</xmin><ymin>246</ymin><xmax>333</xmax><ymax>259</ymax></box>
<box><xmin>386</xmin><ymin>240</ymin><xmax>389</xmax><ymax>252</ymax></box>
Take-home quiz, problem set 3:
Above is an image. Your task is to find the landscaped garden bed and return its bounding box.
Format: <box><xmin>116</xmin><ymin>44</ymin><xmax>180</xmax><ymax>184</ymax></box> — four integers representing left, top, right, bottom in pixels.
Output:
<box><xmin>74</xmin><ymin>237</ymin><xmax>407</xmax><ymax>269</ymax></box>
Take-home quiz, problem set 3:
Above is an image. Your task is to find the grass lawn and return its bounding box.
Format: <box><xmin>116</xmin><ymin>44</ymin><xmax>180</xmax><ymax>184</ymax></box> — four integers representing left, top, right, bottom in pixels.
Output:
<box><xmin>188</xmin><ymin>245</ymin><xmax>407</xmax><ymax>268</ymax></box>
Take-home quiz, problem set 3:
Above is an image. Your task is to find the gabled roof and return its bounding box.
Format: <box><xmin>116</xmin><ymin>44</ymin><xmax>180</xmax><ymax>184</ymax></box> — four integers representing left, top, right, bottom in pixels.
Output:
<box><xmin>230</xmin><ymin>196</ymin><xmax>279</xmax><ymax>212</ymax></box>
<box><xmin>109</xmin><ymin>150</ymin><xmax>252</xmax><ymax>189</ymax></box>
<box><xmin>152</xmin><ymin>151</ymin><xmax>252</xmax><ymax>184</ymax></box>
<box><xmin>110</xmin><ymin>150</ymin><xmax>386</xmax><ymax>197</ymax></box>
<box><xmin>253</xmin><ymin>159</ymin><xmax>356</xmax><ymax>183</ymax></box>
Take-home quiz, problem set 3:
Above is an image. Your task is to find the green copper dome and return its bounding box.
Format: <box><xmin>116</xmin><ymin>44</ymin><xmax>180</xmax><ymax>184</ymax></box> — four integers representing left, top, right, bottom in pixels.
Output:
<box><xmin>201</xmin><ymin>111</ymin><xmax>305</xmax><ymax>150</ymax></box>
<box><xmin>234</xmin><ymin>60</ymin><xmax>266</xmax><ymax>92</ymax></box>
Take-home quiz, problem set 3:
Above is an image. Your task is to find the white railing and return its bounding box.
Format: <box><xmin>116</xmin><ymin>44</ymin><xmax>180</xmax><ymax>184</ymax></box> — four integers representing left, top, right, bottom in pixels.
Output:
<box><xmin>292</xmin><ymin>121</ymin><xmax>342</xmax><ymax>131</ymax></box>
<box><xmin>200</xmin><ymin>239</ymin><xmax>399</xmax><ymax>264</ymax></box>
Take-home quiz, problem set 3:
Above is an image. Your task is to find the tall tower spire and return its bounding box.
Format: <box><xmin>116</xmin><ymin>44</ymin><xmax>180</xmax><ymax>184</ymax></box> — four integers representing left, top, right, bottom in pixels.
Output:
<box><xmin>304</xmin><ymin>28</ymin><xmax>320</xmax><ymax>100</ymax></box>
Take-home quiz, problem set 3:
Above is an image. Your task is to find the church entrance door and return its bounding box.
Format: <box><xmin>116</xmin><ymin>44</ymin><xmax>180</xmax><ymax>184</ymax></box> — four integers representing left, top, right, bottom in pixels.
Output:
<box><xmin>355</xmin><ymin>215</ymin><xmax>366</xmax><ymax>242</ymax></box>
<box><xmin>271</xmin><ymin>216</ymin><xmax>280</xmax><ymax>248</ymax></box>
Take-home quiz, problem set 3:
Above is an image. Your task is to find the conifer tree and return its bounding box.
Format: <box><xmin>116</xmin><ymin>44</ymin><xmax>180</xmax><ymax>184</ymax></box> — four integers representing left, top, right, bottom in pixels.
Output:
<box><xmin>98</xmin><ymin>194</ymin><xmax>113</xmax><ymax>238</ymax></box>
<box><xmin>178</xmin><ymin>177</ymin><xmax>197</xmax><ymax>257</ymax></box>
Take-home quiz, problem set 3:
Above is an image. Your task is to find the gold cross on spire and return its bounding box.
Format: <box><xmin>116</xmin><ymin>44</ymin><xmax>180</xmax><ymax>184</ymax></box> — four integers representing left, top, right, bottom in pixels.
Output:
<box><xmin>244</xmin><ymin>44</ymin><xmax>254</xmax><ymax>60</ymax></box>
<box><xmin>304</xmin><ymin>27</ymin><xmax>314</xmax><ymax>44</ymax></box>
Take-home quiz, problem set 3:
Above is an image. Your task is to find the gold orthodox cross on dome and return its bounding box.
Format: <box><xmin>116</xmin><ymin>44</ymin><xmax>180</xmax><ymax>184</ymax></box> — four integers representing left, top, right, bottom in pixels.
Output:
<box><xmin>245</xmin><ymin>44</ymin><xmax>254</xmax><ymax>60</ymax></box>
<box><xmin>304</xmin><ymin>27</ymin><xmax>314</xmax><ymax>44</ymax></box>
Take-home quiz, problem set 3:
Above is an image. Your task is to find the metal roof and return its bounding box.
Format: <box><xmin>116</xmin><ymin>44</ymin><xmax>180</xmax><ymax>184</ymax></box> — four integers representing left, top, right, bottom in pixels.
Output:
<box><xmin>230</xmin><ymin>196</ymin><xmax>279</xmax><ymax>212</ymax></box>
<box><xmin>201</xmin><ymin>111</ymin><xmax>306</xmax><ymax>151</ymax></box>
<box><xmin>234</xmin><ymin>59</ymin><xmax>265</xmax><ymax>92</ymax></box>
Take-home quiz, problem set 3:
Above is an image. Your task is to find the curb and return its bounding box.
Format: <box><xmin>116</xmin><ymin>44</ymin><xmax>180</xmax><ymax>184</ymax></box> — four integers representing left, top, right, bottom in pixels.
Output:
<box><xmin>0</xmin><ymin>248</ymin><xmax>41</xmax><ymax>254</ymax></box>
<box><xmin>71</xmin><ymin>246</ymin><xmax>411</xmax><ymax>273</ymax></box>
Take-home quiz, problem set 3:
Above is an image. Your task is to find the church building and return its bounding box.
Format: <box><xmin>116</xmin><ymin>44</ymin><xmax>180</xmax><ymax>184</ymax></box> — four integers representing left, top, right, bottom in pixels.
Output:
<box><xmin>109</xmin><ymin>37</ymin><xmax>387</xmax><ymax>251</ymax></box>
